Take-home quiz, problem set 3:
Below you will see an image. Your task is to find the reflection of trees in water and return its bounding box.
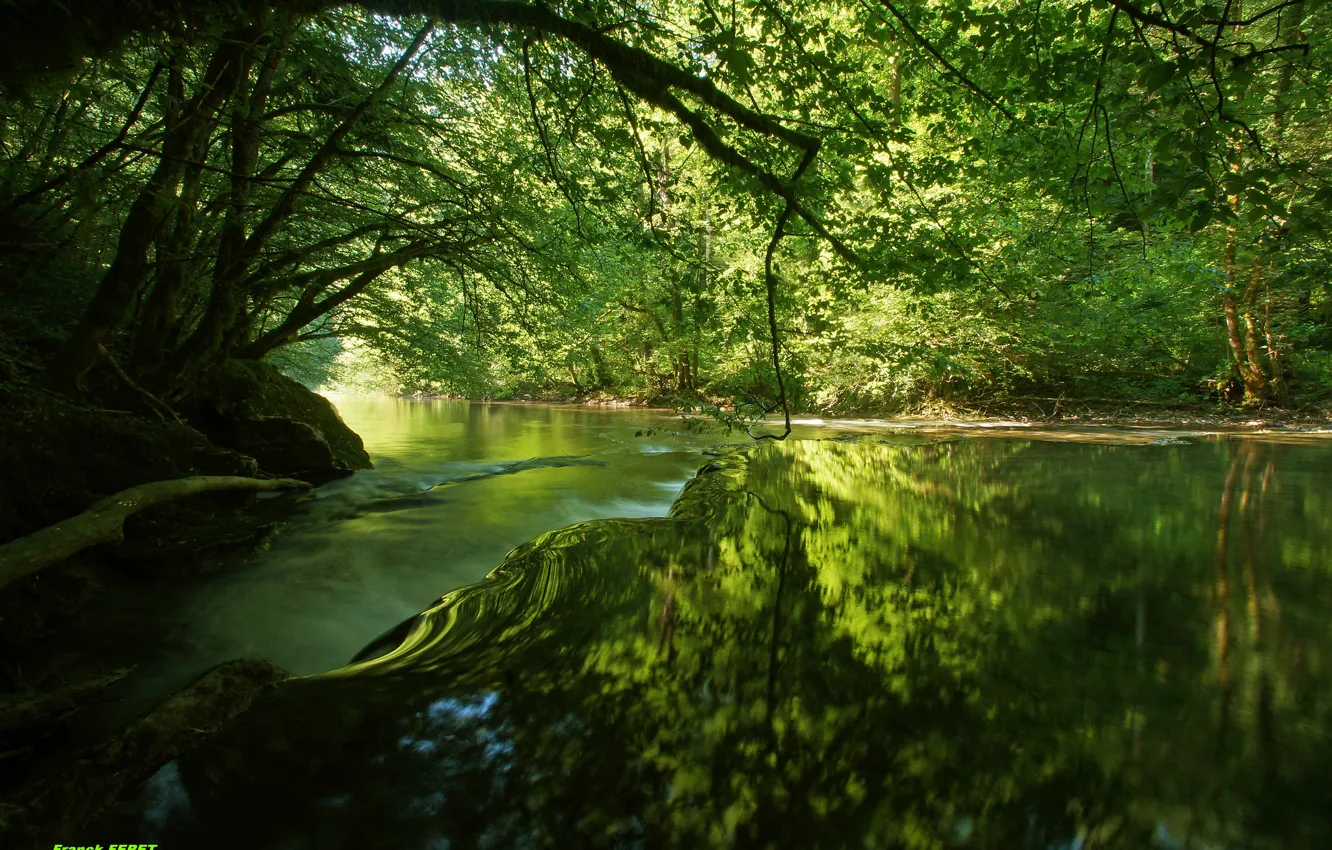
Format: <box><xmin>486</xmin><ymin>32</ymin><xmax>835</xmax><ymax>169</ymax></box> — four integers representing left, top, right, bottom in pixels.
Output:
<box><xmin>153</xmin><ymin>439</ymin><xmax>1332</xmax><ymax>849</ymax></box>
<box><xmin>1205</xmin><ymin>441</ymin><xmax>1326</xmax><ymax>840</ymax></box>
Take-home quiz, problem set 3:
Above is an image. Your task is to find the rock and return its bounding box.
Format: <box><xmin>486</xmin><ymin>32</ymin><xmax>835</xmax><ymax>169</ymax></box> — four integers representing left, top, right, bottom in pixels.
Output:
<box><xmin>233</xmin><ymin>416</ymin><xmax>343</xmax><ymax>478</ymax></box>
<box><xmin>0</xmin><ymin>659</ymin><xmax>291</xmax><ymax>845</ymax></box>
<box><xmin>0</xmin><ymin>394</ymin><xmax>258</xmax><ymax>547</ymax></box>
<box><xmin>0</xmin><ymin>394</ymin><xmax>268</xmax><ymax>649</ymax></box>
<box><xmin>190</xmin><ymin>359</ymin><xmax>371</xmax><ymax>483</ymax></box>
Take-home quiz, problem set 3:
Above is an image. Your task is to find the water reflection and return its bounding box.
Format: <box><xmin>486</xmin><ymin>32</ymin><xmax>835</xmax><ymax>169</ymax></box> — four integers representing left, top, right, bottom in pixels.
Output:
<box><xmin>99</xmin><ymin>438</ymin><xmax>1332</xmax><ymax>848</ymax></box>
<box><xmin>43</xmin><ymin>400</ymin><xmax>723</xmax><ymax>743</ymax></box>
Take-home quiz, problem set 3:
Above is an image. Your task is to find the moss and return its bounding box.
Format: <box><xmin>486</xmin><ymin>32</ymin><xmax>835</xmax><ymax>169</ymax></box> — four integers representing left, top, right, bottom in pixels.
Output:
<box><xmin>0</xmin><ymin>391</ymin><xmax>257</xmax><ymax>546</ymax></box>
<box><xmin>192</xmin><ymin>359</ymin><xmax>371</xmax><ymax>482</ymax></box>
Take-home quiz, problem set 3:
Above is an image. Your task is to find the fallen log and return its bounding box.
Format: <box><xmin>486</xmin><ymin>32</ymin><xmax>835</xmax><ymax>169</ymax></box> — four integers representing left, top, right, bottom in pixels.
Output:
<box><xmin>0</xmin><ymin>475</ymin><xmax>311</xmax><ymax>590</ymax></box>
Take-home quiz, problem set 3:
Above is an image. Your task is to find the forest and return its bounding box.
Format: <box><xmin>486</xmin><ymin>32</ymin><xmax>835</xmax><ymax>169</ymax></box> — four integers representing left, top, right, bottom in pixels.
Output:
<box><xmin>1</xmin><ymin>0</ymin><xmax>1329</xmax><ymax>420</ymax></box>
<box><xmin>1</xmin><ymin>1</ymin><xmax>1331</xmax><ymax>847</ymax></box>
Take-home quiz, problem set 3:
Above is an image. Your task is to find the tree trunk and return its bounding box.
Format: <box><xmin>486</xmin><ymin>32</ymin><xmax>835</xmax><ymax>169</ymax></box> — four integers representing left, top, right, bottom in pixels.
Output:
<box><xmin>890</xmin><ymin>55</ymin><xmax>901</xmax><ymax>117</ymax></box>
<box><xmin>1222</xmin><ymin>286</ymin><xmax>1268</xmax><ymax>404</ymax></box>
<box><xmin>1217</xmin><ymin>0</ymin><xmax>1270</xmax><ymax>406</ymax></box>
<box><xmin>46</xmin><ymin>26</ymin><xmax>258</xmax><ymax>391</ymax></box>
<box><xmin>165</xmin><ymin>20</ymin><xmax>432</xmax><ymax>393</ymax></box>
<box><xmin>131</xmin><ymin>60</ymin><xmax>220</xmax><ymax>378</ymax></box>
<box><xmin>1263</xmin><ymin>274</ymin><xmax>1285</xmax><ymax>402</ymax></box>
<box><xmin>1255</xmin><ymin>0</ymin><xmax>1305</xmax><ymax>405</ymax></box>
<box><xmin>590</xmin><ymin>344</ymin><xmax>611</xmax><ymax>389</ymax></box>
<box><xmin>1222</xmin><ymin>164</ymin><xmax>1268</xmax><ymax>403</ymax></box>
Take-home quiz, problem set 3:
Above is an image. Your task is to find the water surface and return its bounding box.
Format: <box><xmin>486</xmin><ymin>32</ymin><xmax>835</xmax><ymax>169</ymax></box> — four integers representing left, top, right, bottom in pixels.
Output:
<box><xmin>50</xmin><ymin>399</ymin><xmax>728</xmax><ymax>730</ymax></box>
<box><xmin>95</xmin><ymin>427</ymin><xmax>1332</xmax><ymax>848</ymax></box>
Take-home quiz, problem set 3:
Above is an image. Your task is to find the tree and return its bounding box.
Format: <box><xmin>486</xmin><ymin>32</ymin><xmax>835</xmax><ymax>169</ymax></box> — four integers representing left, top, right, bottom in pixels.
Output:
<box><xmin>2</xmin><ymin>0</ymin><xmax>1330</xmax><ymax>412</ymax></box>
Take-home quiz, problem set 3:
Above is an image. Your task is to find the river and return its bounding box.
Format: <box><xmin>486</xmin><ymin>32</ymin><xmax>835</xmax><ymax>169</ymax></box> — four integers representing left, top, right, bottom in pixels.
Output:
<box><xmin>49</xmin><ymin>399</ymin><xmax>735</xmax><ymax>728</ymax></box>
<box><xmin>66</xmin><ymin>399</ymin><xmax>1332</xmax><ymax>846</ymax></box>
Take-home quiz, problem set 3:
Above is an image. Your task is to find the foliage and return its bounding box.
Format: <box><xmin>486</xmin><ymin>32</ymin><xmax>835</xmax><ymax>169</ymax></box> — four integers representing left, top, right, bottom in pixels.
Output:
<box><xmin>1</xmin><ymin>0</ymin><xmax>1331</xmax><ymax>411</ymax></box>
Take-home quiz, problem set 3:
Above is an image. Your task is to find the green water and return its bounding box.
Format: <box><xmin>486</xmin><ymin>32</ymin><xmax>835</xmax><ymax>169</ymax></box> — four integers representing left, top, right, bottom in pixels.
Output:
<box><xmin>55</xmin><ymin>399</ymin><xmax>731</xmax><ymax>728</ymax></box>
<box><xmin>95</xmin><ymin>420</ymin><xmax>1332</xmax><ymax>848</ymax></box>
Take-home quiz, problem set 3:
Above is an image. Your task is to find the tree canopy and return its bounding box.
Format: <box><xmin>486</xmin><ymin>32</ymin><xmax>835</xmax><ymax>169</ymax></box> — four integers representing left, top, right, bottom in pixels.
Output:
<box><xmin>2</xmin><ymin>0</ymin><xmax>1330</xmax><ymax>413</ymax></box>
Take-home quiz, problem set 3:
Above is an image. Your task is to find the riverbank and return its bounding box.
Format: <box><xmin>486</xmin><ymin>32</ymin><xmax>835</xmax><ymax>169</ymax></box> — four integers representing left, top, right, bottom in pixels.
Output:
<box><xmin>393</xmin><ymin>390</ymin><xmax>1332</xmax><ymax>431</ymax></box>
<box><xmin>0</xmin><ymin>356</ymin><xmax>376</xmax><ymax>843</ymax></box>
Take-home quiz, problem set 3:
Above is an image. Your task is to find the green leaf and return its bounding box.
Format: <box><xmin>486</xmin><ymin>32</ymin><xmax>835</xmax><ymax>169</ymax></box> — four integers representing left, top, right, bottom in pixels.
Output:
<box><xmin>1152</xmin><ymin>132</ymin><xmax>1179</xmax><ymax>158</ymax></box>
<box><xmin>1140</xmin><ymin>62</ymin><xmax>1178</xmax><ymax>94</ymax></box>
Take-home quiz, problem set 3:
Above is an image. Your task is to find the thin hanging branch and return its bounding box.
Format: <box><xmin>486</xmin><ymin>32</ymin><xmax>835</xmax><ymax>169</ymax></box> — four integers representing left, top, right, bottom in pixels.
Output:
<box><xmin>871</xmin><ymin>0</ymin><xmax>1017</xmax><ymax>121</ymax></box>
<box><xmin>748</xmin><ymin>148</ymin><xmax>818</xmax><ymax>442</ymax></box>
<box><xmin>521</xmin><ymin>37</ymin><xmax>586</xmax><ymax>236</ymax></box>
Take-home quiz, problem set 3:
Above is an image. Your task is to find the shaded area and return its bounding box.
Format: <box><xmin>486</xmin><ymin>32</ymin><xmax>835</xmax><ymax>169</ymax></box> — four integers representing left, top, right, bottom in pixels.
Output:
<box><xmin>2</xmin><ymin>659</ymin><xmax>290</xmax><ymax>846</ymax></box>
<box><xmin>90</xmin><ymin>437</ymin><xmax>1332</xmax><ymax>848</ymax></box>
<box><xmin>0</xmin><ymin>400</ymin><xmax>715</xmax><ymax>771</ymax></box>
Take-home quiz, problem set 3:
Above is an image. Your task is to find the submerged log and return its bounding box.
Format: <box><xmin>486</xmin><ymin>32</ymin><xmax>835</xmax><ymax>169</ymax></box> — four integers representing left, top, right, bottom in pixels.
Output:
<box><xmin>0</xmin><ymin>475</ymin><xmax>310</xmax><ymax>590</ymax></box>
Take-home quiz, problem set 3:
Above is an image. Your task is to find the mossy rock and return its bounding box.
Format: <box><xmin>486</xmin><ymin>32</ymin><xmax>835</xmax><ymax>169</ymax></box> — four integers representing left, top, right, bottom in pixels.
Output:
<box><xmin>0</xmin><ymin>390</ymin><xmax>281</xmax><ymax>650</ymax></box>
<box><xmin>0</xmin><ymin>659</ymin><xmax>291</xmax><ymax>845</ymax></box>
<box><xmin>190</xmin><ymin>359</ymin><xmax>371</xmax><ymax>483</ymax></box>
<box><xmin>0</xmin><ymin>394</ymin><xmax>258</xmax><ymax>546</ymax></box>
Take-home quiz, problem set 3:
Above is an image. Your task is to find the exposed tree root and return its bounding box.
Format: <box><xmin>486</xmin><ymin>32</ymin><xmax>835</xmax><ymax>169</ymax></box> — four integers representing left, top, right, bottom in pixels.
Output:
<box><xmin>95</xmin><ymin>343</ymin><xmax>182</xmax><ymax>425</ymax></box>
<box><xmin>0</xmin><ymin>476</ymin><xmax>311</xmax><ymax>590</ymax></box>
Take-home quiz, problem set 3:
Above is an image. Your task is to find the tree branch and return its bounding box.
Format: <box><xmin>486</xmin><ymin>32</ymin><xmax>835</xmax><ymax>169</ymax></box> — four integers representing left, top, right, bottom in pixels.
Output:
<box><xmin>1103</xmin><ymin>0</ymin><xmax>1213</xmax><ymax>48</ymax></box>
<box><xmin>872</xmin><ymin>0</ymin><xmax>1017</xmax><ymax>121</ymax></box>
<box><xmin>0</xmin><ymin>476</ymin><xmax>312</xmax><ymax>589</ymax></box>
<box><xmin>0</xmin><ymin>61</ymin><xmax>164</xmax><ymax>216</ymax></box>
